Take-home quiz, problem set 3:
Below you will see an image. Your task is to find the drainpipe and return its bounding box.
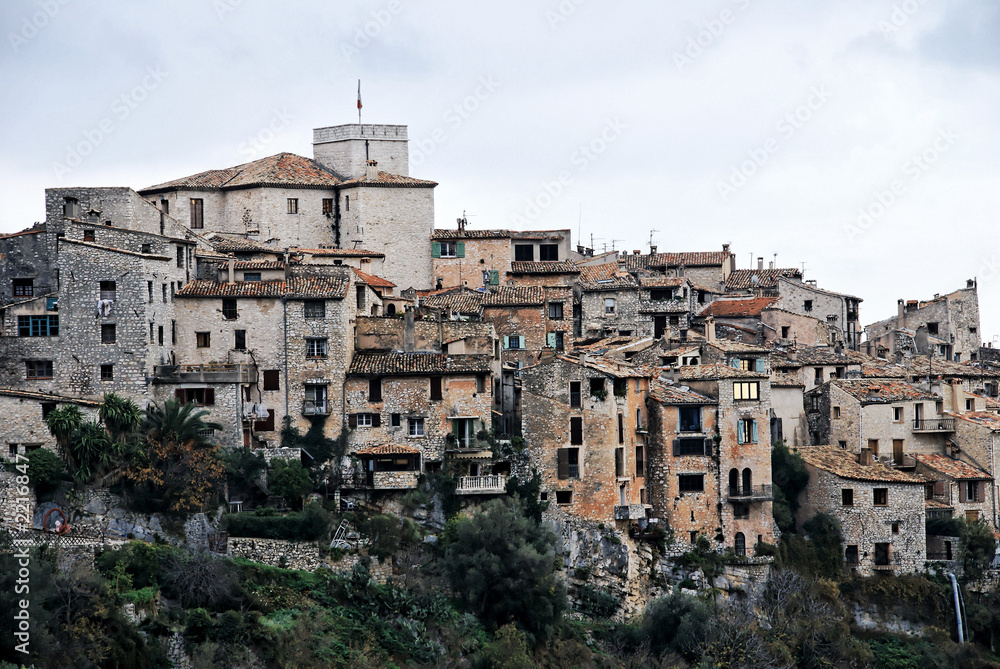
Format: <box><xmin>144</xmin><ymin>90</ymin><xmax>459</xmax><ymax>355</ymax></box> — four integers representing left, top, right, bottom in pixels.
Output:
<box><xmin>282</xmin><ymin>296</ymin><xmax>289</xmax><ymax>424</ymax></box>
<box><xmin>948</xmin><ymin>573</ymin><xmax>965</xmax><ymax>643</ymax></box>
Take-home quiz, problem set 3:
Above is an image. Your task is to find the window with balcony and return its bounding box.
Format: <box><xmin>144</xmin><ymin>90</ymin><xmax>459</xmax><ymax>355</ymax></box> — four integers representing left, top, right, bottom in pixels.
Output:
<box><xmin>451</xmin><ymin>418</ymin><xmax>475</xmax><ymax>448</ymax></box>
<box><xmin>557</xmin><ymin>447</ymin><xmax>579</xmax><ymax>479</ymax></box>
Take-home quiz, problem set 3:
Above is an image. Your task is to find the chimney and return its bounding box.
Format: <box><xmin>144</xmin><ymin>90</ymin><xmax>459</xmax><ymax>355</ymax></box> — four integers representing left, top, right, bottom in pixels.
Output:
<box><xmin>403</xmin><ymin>310</ymin><xmax>416</xmax><ymax>352</ymax></box>
<box><xmin>769</xmin><ymin>261</ymin><xmax>774</xmax><ymax>270</ymax></box>
<box><xmin>705</xmin><ymin>316</ymin><xmax>716</xmax><ymax>343</ymax></box>
<box><xmin>366</xmin><ymin>159</ymin><xmax>378</xmax><ymax>180</ymax></box>
<box><xmin>859</xmin><ymin>448</ymin><xmax>873</xmax><ymax>466</ymax></box>
<box><xmin>968</xmin><ymin>278</ymin><xmax>976</xmax><ymax>289</ymax></box>
<box><xmin>633</xmin><ymin>250</ymin><xmax>641</xmax><ymax>255</ymax></box>
<box><xmin>897</xmin><ymin>299</ymin><xmax>905</xmax><ymax>329</ymax></box>
<box><xmin>722</xmin><ymin>243</ymin><xmax>730</xmax><ymax>253</ymax></box>
<box><xmin>650</xmin><ymin>245</ymin><xmax>657</xmax><ymax>254</ymax></box>
<box><xmin>757</xmin><ymin>257</ymin><xmax>764</xmax><ymax>271</ymax></box>
<box><xmin>952</xmin><ymin>379</ymin><xmax>964</xmax><ymax>413</ymax></box>
<box><xmin>283</xmin><ymin>250</ymin><xmax>290</xmax><ymax>280</ymax></box>
<box><xmin>227</xmin><ymin>256</ymin><xmax>235</xmax><ymax>284</ymax></box>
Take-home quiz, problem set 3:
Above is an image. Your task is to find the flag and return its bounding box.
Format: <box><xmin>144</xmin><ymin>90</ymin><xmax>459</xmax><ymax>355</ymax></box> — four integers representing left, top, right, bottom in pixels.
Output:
<box><xmin>357</xmin><ymin>80</ymin><xmax>362</xmax><ymax>110</ymax></box>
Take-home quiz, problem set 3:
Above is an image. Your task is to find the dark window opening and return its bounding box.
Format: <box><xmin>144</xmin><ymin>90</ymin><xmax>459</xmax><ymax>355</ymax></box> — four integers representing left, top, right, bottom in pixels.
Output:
<box><xmin>101</xmin><ymin>324</ymin><xmax>116</xmax><ymax>343</ymax></box>
<box><xmin>430</xmin><ymin>377</ymin><xmax>443</xmax><ymax>400</ymax></box>
<box><xmin>234</xmin><ymin>330</ymin><xmax>246</xmax><ymax>350</ymax></box>
<box><xmin>100</xmin><ymin>364</ymin><xmax>114</xmax><ymax>381</ymax></box>
<box><xmin>263</xmin><ymin>370</ymin><xmax>280</xmax><ymax>391</ymax></box>
<box><xmin>196</xmin><ymin>331</ymin><xmax>210</xmax><ymax>348</ymax></box>
<box><xmin>514</xmin><ymin>244</ymin><xmax>534</xmax><ymax>261</ymax></box>
<box><xmin>190</xmin><ymin>198</ymin><xmax>204</xmax><ymax>229</ymax></box>
<box><xmin>678</xmin><ymin>474</ymin><xmax>704</xmax><ymax>493</ymax></box>
<box><xmin>369</xmin><ymin>378</ymin><xmax>383</xmax><ymax>402</ymax></box>
<box><xmin>222</xmin><ymin>298</ymin><xmax>238</xmax><ymax>319</ymax></box>
<box><xmin>569</xmin><ymin>381</ymin><xmax>582</xmax><ymax>408</ymax></box>
<box><xmin>539</xmin><ymin>244</ymin><xmax>559</xmax><ymax>261</ymax></box>
<box><xmin>25</xmin><ymin>360</ymin><xmax>53</xmax><ymax>379</ymax></box>
<box><xmin>13</xmin><ymin>278</ymin><xmax>33</xmax><ymax>297</ymax></box>
<box><xmin>556</xmin><ymin>490</ymin><xmax>572</xmax><ymax>504</ymax></box>
<box><xmin>570</xmin><ymin>417</ymin><xmax>583</xmax><ymax>445</ymax></box>
<box><xmin>679</xmin><ymin>406</ymin><xmax>701</xmax><ymax>432</ymax></box>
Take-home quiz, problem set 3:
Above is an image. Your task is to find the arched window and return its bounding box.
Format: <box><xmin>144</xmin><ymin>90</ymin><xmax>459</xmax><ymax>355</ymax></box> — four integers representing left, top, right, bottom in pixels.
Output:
<box><xmin>387</xmin><ymin>303</ymin><xmax>396</xmax><ymax>316</ymax></box>
<box><xmin>735</xmin><ymin>532</ymin><xmax>746</xmax><ymax>556</ymax></box>
<box><xmin>742</xmin><ymin>468</ymin><xmax>752</xmax><ymax>494</ymax></box>
<box><xmin>729</xmin><ymin>469</ymin><xmax>739</xmax><ymax>496</ymax></box>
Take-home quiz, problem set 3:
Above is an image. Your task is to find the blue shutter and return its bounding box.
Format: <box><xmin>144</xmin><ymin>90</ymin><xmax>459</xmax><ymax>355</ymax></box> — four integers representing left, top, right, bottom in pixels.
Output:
<box><xmin>755</xmin><ymin>358</ymin><xmax>766</xmax><ymax>373</ymax></box>
<box><xmin>547</xmin><ymin>332</ymin><xmax>556</xmax><ymax>348</ymax></box>
<box><xmin>431</xmin><ymin>242</ymin><xmax>441</xmax><ymax>258</ymax></box>
<box><xmin>489</xmin><ymin>270</ymin><xmax>499</xmax><ymax>285</ymax></box>
<box><xmin>751</xmin><ymin>420</ymin><xmax>759</xmax><ymax>444</ymax></box>
<box><xmin>518</xmin><ymin>336</ymin><xmax>525</xmax><ymax>349</ymax></box>
<box><xmin>503</xmin><ymin>336</ymin><xmax>509</xmax><ymax>349</ymax></box>
<box><xmin>737</xmin><ymin>420</ymin><xmax>746</xmax><ymax>444</ymax></box>
<box><xmin>456</xmin><ymin>241</ymin><xmax>465</xmax><ymax>258</ymax></box>
<box><xmin>730</xmin><ymin>358</ymin><xmax>741</xmax><ymax>369</ymax></box>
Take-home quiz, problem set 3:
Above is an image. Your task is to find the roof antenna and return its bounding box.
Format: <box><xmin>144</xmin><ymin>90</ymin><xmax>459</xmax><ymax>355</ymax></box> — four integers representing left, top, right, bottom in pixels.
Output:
<box><xmin>648</xmin><ymin>229</ymin><xmax>659</xmax><ymax>252</ymax></box>
<box><xmin>457</xmin><ymin>210</ymin><xmax>474</xmax><ymax>231</ymax></box>
<box><xmin>357</xmin><ymin>79</ymin><xmax>363</xmax><ymax>125</ymax></box>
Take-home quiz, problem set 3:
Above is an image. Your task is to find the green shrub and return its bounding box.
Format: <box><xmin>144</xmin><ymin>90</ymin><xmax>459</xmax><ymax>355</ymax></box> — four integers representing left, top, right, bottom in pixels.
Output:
<box><xmin>222</xmin><ymin>502</ymin><xmax>331</xmax><ymax>541</ymax></box>
<box><xmin>576</xmin><ymin>584</ymin><xmax>621</xmax><ymax>619</ymax></box>
<box><xmin>23</xmin><ymin>448</ymin><xmax>66</xmax><ymax>491</ymax></box>
<box><xmin>185</xmin><ymin>608</ymin><xmax>214</xmax><ymax>642</ymax></box>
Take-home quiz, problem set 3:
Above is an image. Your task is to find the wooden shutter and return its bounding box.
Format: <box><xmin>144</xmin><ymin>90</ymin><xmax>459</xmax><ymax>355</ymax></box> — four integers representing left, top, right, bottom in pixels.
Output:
<box><xmin>348</xmin><ymin>414</ymin><xmax>358</xmax><ymax>429</ymax></box>
<box><xmin>737</xmin><ymin>420</ymin><xmax>746</xmax><ymax>444</ymax></box>
<box><xmin>704</xmin><ymin>438</ymin><xmax>713</xmax><ymax>457</ymax></box>
<box><xmin>489</xmin><ymin>270</ymin><xmax>499</xmax><ymax>285</ymax></box>
<box><xmin>456</xmin><ymin>241</ymin><xmax>465</xmax><ymax>258</ymax></box>
<box><xmin>751</xmin><ymin>420</ymin><xmax>759</xmax><ymax>444</ymax></box>
<box><xmin>557</xmin><ymin>449</ymin><xmax>569</xmax><ymax>479</ymax></box>
<box><xmin>959</xmin><ymin>482</ymin><xmax>968</xmax><ymax>503</ymax></box>
<box><xmin>205</xmin><ymin>388</ymin><xmax>215</xmax><ymax>406</ymax></box>
<box><xmin>175</xmin><ymin>389</ymin><xmax>185</xmax><ymax>402</ymax></box>
<box><xmin>263</xmin><ymin>370</ymin><xmax>279</xmax><ymax>391</ymax></box>
<box><xmin>933</xmin><ymin>480</ymin><xmax>945</xmax><ymax>496</ymax></box>
<box><xmin>431</xmin><ymin>242</ymin><xmax>441</xmax><ymax>258</ymax></box>
<box><xmin>255</xmin><ymin>410</ymin><xmax>275</xmax><ymax>432</ymax></box>
<box><xmin>372</xmin><ymin>413</ymin><xmax>381</xmax><ymax>427</ymax></box>
<box><xmin>672</xmin><ymin>439</ymin><xmax>680</xmax><ymax>456</ymax></box>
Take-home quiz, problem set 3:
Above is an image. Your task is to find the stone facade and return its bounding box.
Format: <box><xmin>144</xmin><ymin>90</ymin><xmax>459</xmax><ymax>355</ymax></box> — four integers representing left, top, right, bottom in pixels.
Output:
<box><xmin>0</xmin><ymin>390</ymin><xmax>100</xmax><ymax>458</ymax></box>
<box><xmin>773</xmin><ymin>277</ymin><xmax>862</xmax><ymax>350</ymax></box>
<box><xmin>430</xmin><ymin>230</ymin><xmax>512</xmax><ymax>290</ymax></box>
<box><xmin>797</xmin><ymin>447</ymin><xmax>926</xmax><ymax>576</ymax></box>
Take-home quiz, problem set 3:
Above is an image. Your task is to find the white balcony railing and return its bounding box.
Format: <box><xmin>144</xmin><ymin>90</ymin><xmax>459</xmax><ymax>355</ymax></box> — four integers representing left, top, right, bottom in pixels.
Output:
<box><xmin>456</xmin><ymin>474</ymin><xmax>507</xmax><ymax>494</ymax></box>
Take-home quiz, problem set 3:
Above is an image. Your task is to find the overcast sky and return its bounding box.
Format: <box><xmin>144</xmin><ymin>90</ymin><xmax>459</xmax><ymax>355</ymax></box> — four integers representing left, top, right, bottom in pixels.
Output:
<box><xmin>2</xmin><ymin>1</ymin><xmax>998</xmax><ymax>342</ymax></box>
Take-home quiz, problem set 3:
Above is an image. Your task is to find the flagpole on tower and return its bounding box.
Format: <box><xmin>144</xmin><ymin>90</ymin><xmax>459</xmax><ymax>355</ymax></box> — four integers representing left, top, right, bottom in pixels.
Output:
<box><xmin>357</xmin><ymin>80</ymin><xmax>362</xmax><ymax>125</ymax></box>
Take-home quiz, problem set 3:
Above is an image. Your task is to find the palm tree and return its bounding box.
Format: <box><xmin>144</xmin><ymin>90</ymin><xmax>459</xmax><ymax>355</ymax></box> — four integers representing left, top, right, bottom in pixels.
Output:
<box><xmin>143</xmin><ymin>399</ymin><xmax>223</xmax><ymax>446</ymax></box>
<box><xmin>98</xmin><ymin>392</ymin><xmax>142</xmax><ymax>444</ymax></box>
<box><xmin>44</xmin><ymin>405</ymin><xmax>84</xmax><ymax>473</ymax></box>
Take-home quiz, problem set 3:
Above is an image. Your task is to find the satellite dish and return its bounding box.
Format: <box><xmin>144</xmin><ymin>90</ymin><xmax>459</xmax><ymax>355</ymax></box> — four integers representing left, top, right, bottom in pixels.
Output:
<box><xmin>750</xmin><ymin>274</ymin><xmax>760</xmax><ymax>286</ymax></box>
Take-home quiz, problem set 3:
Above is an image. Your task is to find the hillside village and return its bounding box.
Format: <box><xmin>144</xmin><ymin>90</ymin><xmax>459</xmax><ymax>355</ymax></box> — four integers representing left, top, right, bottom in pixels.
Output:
<box><xmin>3</xmin><ymin>120</ymin><xmax>1000</xmax><ymax>665</ymax></box>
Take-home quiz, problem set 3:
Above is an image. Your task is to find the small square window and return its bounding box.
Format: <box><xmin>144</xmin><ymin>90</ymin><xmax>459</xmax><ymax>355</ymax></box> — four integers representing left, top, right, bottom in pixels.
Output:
<box><xmin>101</xmin><ymin>324</ymin><xmax>116</xmax><ymax>343</ymax></box>
<box><xmin>874</xmin><ymin>488</ymin><xmax>888</xmax><ymax>506</ymax></box>
<box><xmin>304</xmin><ymin>300</ymin><xmax>325</xmax><ymax>318</ymax></box>
<box><xmin>287</xmin><ymin>198</ymin><xmax>298</xmax><ymax>214</ymax></box>
<box><xmin>141</xmin><ymin>243</ymin><xmax>151</xmax><ymax>254</ymax></box>
<box><xmin>100</xmin><ymin>364</ymin><xmax>113</xmax><ymax>381</ymax></box>
<box><xmin>891</xmin><ymin>522</ymin><xmax>900</xmax><ymax>534</ymax></box>
<box><xmin>391</xmin><ymin>413</ymin><xmax>401</xmax><ymax>427</ymax></box>
<box><xmin>408</xmin><ymin>418</ymin><xmax>425</xmax><ymax>437</ymax></box>
<box><xmin>555</xmin><ymin>490</ymin><xmax>572</xmax><ymax>505</ymax></box>
<box><xmin>547</xmin><ymin>302</ymin><xmax>564</xmax><ymax>319</ymax></box>
<box><xmin>13</xmin><ymin>278</ymin><xmax>33</xmax><ymax>297</ymax></box>
<box><xmin>196</xmin><ymin>331</ymin><xmax>211</xmax><ymax>348</ymax></box>
<box><xmin>803</xmin><ymin>300</ymin><xmax>813</xmax><ymax>312</ymax></box>
<box><xmin>306</xmin><ymin>338</ymin><xmax>327</xmax><ymax>358</ymax></box>
<box><xmin>833</xmin><ymin>406</ymin><xmax>841</xmax><ymax>419</ymax></box>
<box><xmin>83</xmin><ymin>229</ymin><xmax>96</xmax><ymax>242</ymax></box>
<box><xmin>539</xmin><ymin>244</ymin><xmax>559</xmax><ymax>261</ymax></box>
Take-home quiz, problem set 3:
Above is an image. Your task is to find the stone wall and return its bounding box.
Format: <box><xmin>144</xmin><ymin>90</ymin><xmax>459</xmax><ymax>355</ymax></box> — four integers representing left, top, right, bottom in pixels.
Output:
<box><xmin>432</xmin><ymin>236</ymin><xmax>511</xmax><ymax>290</ymax></box>
<box><xmin>580</xmin><ymin>288</ymin><xmax>641</xmax><ymax>338</ymax></box>
<box><xmin>229</xmin><ymin>537</ymin><xmax>323</xmax><ymax>570</ymax></box>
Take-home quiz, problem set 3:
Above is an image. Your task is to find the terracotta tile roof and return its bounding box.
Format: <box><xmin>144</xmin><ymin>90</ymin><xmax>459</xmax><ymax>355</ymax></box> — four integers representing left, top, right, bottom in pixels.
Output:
<box><xmin>725</xmin><ymin>268</ymin><xmax>802</xmax><ymax>291</ymax></box>
<box><xmin>578</xmin><ymin>264</ymin><xmax>638</xmax><ymax>291</ymax></box>
<box><xmin>421</xmin><ymin>287</ymin><xmax>484</xmax><ymax>314</ymax></box>
<box><xmin>572</xmin><ymin>336</ymin><xmax>643</xmax><ymax>353</ymax></box>
<box><xmin>353</xmin><ymin>268</ymin><xmax>395</xmax><ymax>289</ymax></box>
<box><xmin>913</xmin><ymin>454</ymin><xmax>991</xmax><ymax>481</ymax></box>
<box><xmin>209</xmin><ymin>237</ymin><xmax>281</xmax><ymax>254</ymax></box>
<box><xmin>339</xmin><ymin>171</ymin><xmax>437</xmax><ymax>188</ymax></box>
<box><xmin>140</xmin><ymin>153</ymin><xmax>343</xmax><ymax>193</ymax></box>
<box><xmin>355</xmin><ymin>444</ymin><xmax>421</xmax><ymax>455</ymax></box>
<box><xmin>925</xmin><ymin>498</ymin><xmax>953</xmax><ymax>510</ymax></box>
<box><xmin>986</xmin><ymin>397</ymin><xmax>1000</xmax><ymax>410</ymax></box>
<box><xmin>779</xmin><ymin>346</ymin><xmax>853</xmax><ymax>367</ymax></box>
<box><xmin>656</xmin><ymin>345</ymin><xmax>702</xmax><ymax>359</ymax></box>
<box><xmin>706</xmin><ymin>340</ymin><xmax>770</xmax><ymax>354</ymax></box>
<box><xmin>291</xmin><ymin>247</ymin><xmax>385</xmax><ymax>258</ymax></box>
<box><xmin>0</xmin><ymin>388</ymin><xmax>101</xmax><ymax>406</ymax></box>
<box><xmin>176</xmin><ymin>275</ymin><xmax>349</xmax><ymax>299</ymax></box>
<box><xmin>482</xmin><ymin>285</ymin><xmax>546</xmax><ymax>307</ymax></box>
<box><xmin>554</xmin><ymin>355</ymin><xmax>646</xmax><ymax>379</ymax></box>
<box><xmin>509</xmin><ymin>261</ymin><xmax>579</xmax><ymax>275</ymax></box>
<box><xmin>348</xmin><ymin>352</ymin><xmax>492</xmax><ymax>376</ymax></box>
<box><xmin>699</xmin><ymin>297</ymin><xmax>778</xmax><ymax>318</ymax></box>
<box><xmin>234</xmin><ymin>261</ymin><xmax>284</xmax><ymax>270</ymax></box>
<box><xmin>799</xmin><ymin>446</ymin><xmax>925</xmax><ymax>484</ymax></box>
<box><xmin>829</xmin><ymin>379</ymin><xmax>938</xmax><ymax>404</ymax></box>
<box><xmin>431</xmin><ymin>229</ymin><xmax>510</xmax><ymax>240</ymax></box>
<box><xmin>954</xmin><ymin>411</ymin><xmax>1000</xmax><ymax>431</ymax></box>
<box><xmin>904</xmin><ymin>356</ymin><xmax>1000</xmax><ymax>379</ymax></box>
<box><xmin>637</xmin><ymin>275</ymin><xmax>689</xmax><ymax>288</ymax></box>
<box><xmin>621</xmin><ymin>251</ymin><xmax>732</xmax><ymax>271</ymax></box>
<box><xmin>649</xmin><ymin>380</ymin><xmax>716</xmax><ymax>405</ymax></box>
<box><xmin>676</xmin><ymin>364</ymin><xmax>768</xmax><ymax>381</ymax></box>
<box><xmin>0</xmin><ymin>226</ymin><xmax>44</xmax><ymax>239</ymax></box>
<box><xmin>771</xmin><ymin>372</ymin><xmax>805</xmax><ymax>388</ymax></box>
<box><xmin>509</xmin><ymin>230</ymin><xmax>570</xmax><ymax>240</ymax></box>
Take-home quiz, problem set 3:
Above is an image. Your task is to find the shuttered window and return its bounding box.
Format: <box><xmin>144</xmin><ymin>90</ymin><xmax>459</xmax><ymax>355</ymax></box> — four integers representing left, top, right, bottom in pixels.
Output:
<box><xmin>263</xmin><ymin>370</ymin><xmax>280</xmax><ymax>391</ymax></box>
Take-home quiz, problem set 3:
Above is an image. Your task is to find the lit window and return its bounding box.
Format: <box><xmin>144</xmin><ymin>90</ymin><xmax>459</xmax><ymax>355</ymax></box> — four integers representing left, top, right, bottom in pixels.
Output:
<box><xmin>733</xmin><ymin>382</ymin><xmax>759</xmax><ymax>401</ymax></box>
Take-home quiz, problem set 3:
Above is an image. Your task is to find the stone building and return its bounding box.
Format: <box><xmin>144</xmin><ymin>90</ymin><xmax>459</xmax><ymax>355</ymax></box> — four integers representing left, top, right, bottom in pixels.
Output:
<box><xmin>950</xmin><ymin>411</ymin><xmax>1000</xmax><ymax>528</ymax></box>
<box><xmin>724</xmin><ymin>262</ymin><xmax>802</xmax><ymax>296</ymax></box>
<box><xmin>805</xmin><ymin>379</ymin><xmax>948</xmax><ymax>461</ymax></box>
<box><xmin>521</xmin><ymin>355</ymin><xmax>651</xmax><ymax>524</ymax></box>
<box><xmin>0</xmin><ymin>389</ymin><xmax>100</xmax><ymax>458</ymax></box>
<box><xmin>769</xmin><ymin>345</ymin><xmax>859</xmax><ymax>394</ymax></box>
<box><xmin>913</xmin><ymin>453</ymin><xmax>993</xmax><ymax>526</ymax></box>
<box><xmin>864</xmin><ymin>281</ymin><xmax>980</xmax><ymax>363</ymax></box>
<box><xmin>797</xmin><ymin>446</ymin><xmax>927</xmax><ymax>576</ymax></box>
<box><xmin>343</xmin><ymin>352</ymin><xmax>495</xmax><ymax>488</ymax></box>
<box><xmin>698</xmin><ymin>297</ymin><xmax>778</xmax><ymax>342</ymax></box>
<box><xmin>658</xmin><ymin>364</ymin><xmax>777</xmax><ymax>553</ymax></box>
<box><xmin>619</xmin><ymin>246</ymin><xmax>736</xmax><ymax>291</ymax></box>
<box><xmin>481</xmin><ymin>285</ymin><xmax>574</xmax><ymax>368</ymax></box>
<box><xmin>770</xmin><ymin>277</ymin><xmax>862</xmax><ymax>351</ymax></box>
<box><xmin>577</xmin><ymin>264</ymin><xmax>640</xmax><ymax>339</ymax></box>
<box><xmin>139</xmin><ymin>124</ymin><xmax>439</xmax><ymax>292</ymax></box>
<box><xmin>761</xmin><ymin>307</ymin><xmax>844</xmax><ymax>347</ymax></box>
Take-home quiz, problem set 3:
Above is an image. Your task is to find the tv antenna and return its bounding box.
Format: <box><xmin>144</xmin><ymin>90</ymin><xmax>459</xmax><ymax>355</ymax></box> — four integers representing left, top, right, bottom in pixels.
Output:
<box><xmin>648</xmin><ymin>229</ymin><xmax>659</xmax><ymax>251</ymax></box>
<box><xmin>456</xmin><ymin>210</ymin><xmax>475</xmax><ymax>231</ymax></box>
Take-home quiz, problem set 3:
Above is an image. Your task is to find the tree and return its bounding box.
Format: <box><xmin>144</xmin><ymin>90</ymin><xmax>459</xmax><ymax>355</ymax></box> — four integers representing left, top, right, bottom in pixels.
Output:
<box><xmin>772</xmin><ymin>440</ymin><xmax>810</xmax><ymax>533</ymax></box>
<box><xmin>126</xmin><ymin>399</ymin><xmax>225</xmax><ymax>512</ymax></box>
<box><xmin>443</xmin><ymin>497</ymin><xmax>565</xmax><ymax>640</ymax></box>
<box><xmin>224</xmin><ymin>447</ymin><xmax>267</xmax><ymax>504</ymax></box>
<box><xmin>23</xmin><ymin>448</ymin><xmax>65</xmax><ymax>492</ymax></box>
<box><xmin>43</xmin><ymin>394</ymin><xmax>142</xmax><ymax>486</ymax></box>
<box><xmin>268</xmin><ymin>459</ymin><xmax>313</xmax><ymax>509</ymax></box>
<box><xmin>961</xmin><ymin>518</ymin><xmax>997</xmax><ymax>583</ymax></box>
<box><xmin>44</xmin><ymin>405</ymin><xmax>83</xmax><ymax>472</ymax></box>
